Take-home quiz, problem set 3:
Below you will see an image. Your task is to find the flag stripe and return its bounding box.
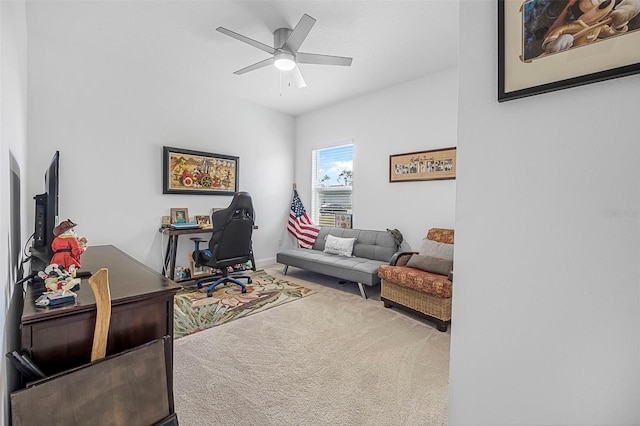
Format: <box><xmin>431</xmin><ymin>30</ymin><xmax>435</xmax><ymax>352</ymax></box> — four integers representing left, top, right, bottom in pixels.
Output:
<box><xmin>287</xmin><ymin>220</ymin><xmax>318</xmax><ymax>244</ymax></box>
<box><xmin>287</xmin><ymin>228</ymin><xmax>317</xmax><ymax>242</ymax></box>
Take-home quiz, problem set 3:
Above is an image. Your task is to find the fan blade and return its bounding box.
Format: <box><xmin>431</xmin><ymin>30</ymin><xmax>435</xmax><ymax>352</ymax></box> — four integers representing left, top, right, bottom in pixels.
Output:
<box><xmin>283</xmin><ymin>14</ymin><xmax>316</xmax><ymax>53</ymax></box>
<box><xmin>296</xmin><ymin>52</ymin><xmax>353</xmax><ymax>66</ymax></box>
<box><xmin>289</xmin><ymin>66</ymin><xmax>307</xmax><ymax>88</ymax></box>
<box><xmin>216</xmin><ymin>27</ymin><xmax>275</xmax><ymax>55</ymax></box>
<box><xmin>234</xmin><ymin>58</ymin><xmax>274</xmax><ymax>75</ymax></box>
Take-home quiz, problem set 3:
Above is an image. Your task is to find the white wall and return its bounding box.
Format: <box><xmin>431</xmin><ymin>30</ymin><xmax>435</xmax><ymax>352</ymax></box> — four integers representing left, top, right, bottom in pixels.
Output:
<box><xmin>1</xmin><ymin>0</ymin><xmax>29</xmax><ymax>423</ymax></box>
<box><xmin>295</xmin><ymin>69</ymin><xmax>458</xmax><ymax>251</ymax></box>
<box><xmin>449</xmin><ymin>1</ymin><xmax>640</xmax><ymax>425</ymax></box>
<box><xmin>26</xmin><ymin>3</ymin><xmax>295</xmax><ymax>273</ymax></box>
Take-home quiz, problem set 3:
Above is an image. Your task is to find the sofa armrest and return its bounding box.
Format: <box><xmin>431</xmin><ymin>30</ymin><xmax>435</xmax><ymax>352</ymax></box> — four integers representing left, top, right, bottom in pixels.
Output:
<box><xmin>390</xmin><ymin>251</ymin><xmax>417</xmax><ymax>266</ymax></box>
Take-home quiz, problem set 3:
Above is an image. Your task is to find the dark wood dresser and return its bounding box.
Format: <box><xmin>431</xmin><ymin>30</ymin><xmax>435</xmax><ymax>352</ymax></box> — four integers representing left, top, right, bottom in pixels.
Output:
<box><xmin>21</xmin><ymin>244</ymin><xmax>181</xmax><ymax>411</ymax></box>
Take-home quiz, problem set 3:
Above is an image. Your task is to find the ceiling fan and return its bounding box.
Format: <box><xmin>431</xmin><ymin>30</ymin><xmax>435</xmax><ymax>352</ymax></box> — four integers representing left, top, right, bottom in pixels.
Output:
<box><xmin>216</xmin><ymin>14</ymin><xmax>353</xmax><ymax>88</ymax></box>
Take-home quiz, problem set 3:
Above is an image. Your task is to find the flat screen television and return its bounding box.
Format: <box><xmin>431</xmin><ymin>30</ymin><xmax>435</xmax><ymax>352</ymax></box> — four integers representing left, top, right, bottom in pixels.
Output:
<box><xmin>33</xmin><ymin>151</ymin><xmax>60</xmax><ymax>265</ymax></box>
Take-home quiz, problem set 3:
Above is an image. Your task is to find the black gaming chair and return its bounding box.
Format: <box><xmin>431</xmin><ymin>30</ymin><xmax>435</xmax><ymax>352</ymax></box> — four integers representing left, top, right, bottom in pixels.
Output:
<box><xmin>191</xmin><ymin>191</ymin><xmax>256</xmax><ymax>297</ymax></box>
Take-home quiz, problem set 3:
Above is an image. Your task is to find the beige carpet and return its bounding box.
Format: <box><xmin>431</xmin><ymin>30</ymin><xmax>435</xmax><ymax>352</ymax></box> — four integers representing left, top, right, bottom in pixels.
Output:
<box><xmin>173</xmin><ymin>266</ymin><xmax>450</xmax><ymax>425</ymax></box>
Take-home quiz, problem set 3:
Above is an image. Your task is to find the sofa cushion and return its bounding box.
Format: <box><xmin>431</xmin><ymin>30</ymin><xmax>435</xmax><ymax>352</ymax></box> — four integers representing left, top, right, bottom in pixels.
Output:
<box><xmin>406</xmin><ymin>255</ymin><xmax>453</xmax><ymax>276</ymax></box>
<box><xmin>419</xmin><ymin>239</ymin><xmax>454</xmax><ymax>261</ymax></box>
<box><xmin>277</xmin><ymin>248</ymin><xmax>387</xmax><ymax>286</ymax></box>
<box><xmin>323</xmin><ymin>235</ymin><xmax>356</xmax><ymax>257</ymax></box>
<box><xmin>312</xmin><ymin>227</ymin><xmax>397</xmax><ymax>263</ymax></box>
<box><xmin>378</xmin><ymin>265</ymin><xmax>452</xmax><ymax>298</ymax></box>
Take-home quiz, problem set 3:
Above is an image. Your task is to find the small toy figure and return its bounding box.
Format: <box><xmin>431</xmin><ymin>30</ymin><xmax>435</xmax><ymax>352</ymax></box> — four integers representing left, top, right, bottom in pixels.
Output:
<box><xmin>50</xmin><ymin>219</ymin><xmax>87</xmax><ymax>270</ymax></box>
<box><xmin>35</xmin><ymin>263</ymin><xmax>81</xmax><ymax>307</ymax></box>
<box><xmin>38</xmin><ymin>263</ymin><xmax>81</xmax><ymax>292</ymax></box>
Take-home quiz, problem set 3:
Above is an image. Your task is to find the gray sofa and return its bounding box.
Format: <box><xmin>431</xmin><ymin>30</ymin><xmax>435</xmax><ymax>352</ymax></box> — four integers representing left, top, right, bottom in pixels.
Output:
<box><xmin>276</xmin><ymin>227</ymin><xmax>399</xmax><ymax>298</ymax></box>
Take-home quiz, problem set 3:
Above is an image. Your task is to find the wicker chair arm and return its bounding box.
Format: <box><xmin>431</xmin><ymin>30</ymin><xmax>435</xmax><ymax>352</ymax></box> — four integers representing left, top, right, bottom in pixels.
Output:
<box><xmin>389</xmin><ymin>251</ymin><xmax>417</xmax><ymax>266</ymax></box>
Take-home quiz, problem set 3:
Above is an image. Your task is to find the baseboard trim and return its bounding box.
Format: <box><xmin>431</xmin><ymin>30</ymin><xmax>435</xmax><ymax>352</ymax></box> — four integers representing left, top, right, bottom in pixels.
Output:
<box><xmin>255</xmin><ymin>257</ymin><xmax>276</xmax><ymax>269</ymax></box>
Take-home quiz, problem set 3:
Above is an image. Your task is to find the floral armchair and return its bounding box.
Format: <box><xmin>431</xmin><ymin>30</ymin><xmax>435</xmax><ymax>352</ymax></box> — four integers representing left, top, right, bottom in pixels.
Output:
<box><xmin>377</xmin><ymin>228</ymin><xmax>454</xmax><ymax>332</ymax></box>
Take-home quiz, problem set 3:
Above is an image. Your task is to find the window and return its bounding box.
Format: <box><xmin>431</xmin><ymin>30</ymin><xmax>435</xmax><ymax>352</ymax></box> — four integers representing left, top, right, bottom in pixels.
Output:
<box><xmin>311</xmin><ymin>144</ymin><xmax>353</xmax><ymax>227</ymax></box>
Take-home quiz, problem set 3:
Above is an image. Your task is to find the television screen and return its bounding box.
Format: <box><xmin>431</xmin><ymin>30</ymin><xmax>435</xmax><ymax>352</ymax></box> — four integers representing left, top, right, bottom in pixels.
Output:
<box><xmin>33</xmin><ymin>151</ymin><xmax>60</xmax><ymax>263</ymax></box>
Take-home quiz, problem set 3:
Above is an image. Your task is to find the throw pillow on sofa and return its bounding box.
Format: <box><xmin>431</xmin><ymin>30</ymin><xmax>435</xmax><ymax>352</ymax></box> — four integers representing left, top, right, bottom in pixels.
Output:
<box><xmin>419</xmin><ymin>239</ymin><xmax>454</xmax><ymax>261</ymax></box>
<box><xmin>324</xmin><ymin>235</ymin><xmax>356</xmax><ymax>257</ymax></box>
<box><xmin>406</xmin><ymin>254</ymin><xmax>453</xmax><ymax>276</ymax></box>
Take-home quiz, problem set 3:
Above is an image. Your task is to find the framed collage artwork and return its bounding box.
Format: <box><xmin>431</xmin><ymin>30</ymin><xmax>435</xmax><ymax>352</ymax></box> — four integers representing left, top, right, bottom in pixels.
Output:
<box><xmin>390</xmin><ymin>147</ymin><xmax>456</xmax><ymax>182</ymax></box>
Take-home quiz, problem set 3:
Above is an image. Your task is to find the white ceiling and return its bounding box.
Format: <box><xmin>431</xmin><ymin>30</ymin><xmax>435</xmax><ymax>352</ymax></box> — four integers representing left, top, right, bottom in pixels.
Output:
<box><xmin>27</xmin><ymin>0</ymin><xmax>459</xmax><ymax>117</ymax></box>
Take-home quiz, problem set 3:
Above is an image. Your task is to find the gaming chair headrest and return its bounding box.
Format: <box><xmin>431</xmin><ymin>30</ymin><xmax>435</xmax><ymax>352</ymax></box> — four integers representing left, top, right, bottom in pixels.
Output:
<box><xmin>210</xmin><ymin>192</ymin><xmax>254</xmax><ymax>238</ymax></box>
<box><xmin>228</xmin><ymin>191</ymin><xmax>253</xmax><ymax>217</ymax></box>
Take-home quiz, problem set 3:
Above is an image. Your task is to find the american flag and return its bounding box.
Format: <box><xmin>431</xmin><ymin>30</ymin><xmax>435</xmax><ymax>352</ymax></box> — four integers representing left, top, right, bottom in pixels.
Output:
<box><xmin>288</xmin><ymin>189</ymin><xmax>320</xmax><ymax>249</ymax></box>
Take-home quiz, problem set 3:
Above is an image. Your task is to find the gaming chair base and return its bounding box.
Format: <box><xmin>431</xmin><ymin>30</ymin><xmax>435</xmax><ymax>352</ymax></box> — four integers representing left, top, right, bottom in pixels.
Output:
<box><xmin>196</xmin><ymin>274</ymin><xmax>252</xmax><ymax>297</ymax></box>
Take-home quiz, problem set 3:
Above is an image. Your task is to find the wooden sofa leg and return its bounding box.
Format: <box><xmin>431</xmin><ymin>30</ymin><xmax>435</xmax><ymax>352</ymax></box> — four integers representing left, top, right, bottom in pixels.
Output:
<box><xmin>357</xmin><ymin>283</ymin><xmax>367</xmax><ymax>299</ymax></box>
<box><xmin>283</xmin><ymin>265</ymin><xmax>288</xmax><ymax>275</ymax></box>
<box><xmin>383</xmin><ymin>301</ymin><xmax>392</xmax><ymax>308</ymax></box>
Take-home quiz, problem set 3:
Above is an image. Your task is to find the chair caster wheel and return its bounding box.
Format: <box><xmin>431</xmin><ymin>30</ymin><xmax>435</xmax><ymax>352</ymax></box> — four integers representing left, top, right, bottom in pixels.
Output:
<box><xmin>247</xmin><ymin>278</ymin><xmax>252</xmax><ymax>284</ymax></box>
<box><xmin>206</xmin><ymin>290</ymin><xmax>212</xmax><ymax>297</ymax></box>
<box><xmin>196</xmin><ymin>283</ymin><xmax>202</xmax><ymax>289</ymax></box>
<box><xmin>241</xmin><ymin>287</ymin><xmax>247</xmax><ymax>293</ymax></box>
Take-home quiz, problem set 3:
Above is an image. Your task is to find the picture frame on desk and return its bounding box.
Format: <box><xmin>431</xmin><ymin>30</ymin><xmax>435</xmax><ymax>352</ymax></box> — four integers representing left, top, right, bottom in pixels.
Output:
<box><xmin>194</xmin><ymin>215</ymin><xmax>212</xmax><ymax>228</ymax></box>
<box><xmin>163</xmin><ymin>146</ymin><xmax>239</xmax><ymax>195</ymax></box>
<box><xmin>170</xmin><ymin>208</ymin><xmax>189</xmax><ymax>224</ymax></box>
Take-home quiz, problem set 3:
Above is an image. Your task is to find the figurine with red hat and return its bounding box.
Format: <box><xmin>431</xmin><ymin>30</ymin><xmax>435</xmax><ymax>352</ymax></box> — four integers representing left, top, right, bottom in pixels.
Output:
<box><xmin>50</xmin><ymin>219</ymin><xmax>88</xmax><ymax>271</ymax></box>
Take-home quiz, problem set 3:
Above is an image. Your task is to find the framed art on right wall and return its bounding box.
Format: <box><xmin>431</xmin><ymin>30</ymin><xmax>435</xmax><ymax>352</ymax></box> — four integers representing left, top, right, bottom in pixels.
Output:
<box><xmin>498</xmin><ymin>0</ymin><xmax>640</xmax><ymax>102</ymax></box>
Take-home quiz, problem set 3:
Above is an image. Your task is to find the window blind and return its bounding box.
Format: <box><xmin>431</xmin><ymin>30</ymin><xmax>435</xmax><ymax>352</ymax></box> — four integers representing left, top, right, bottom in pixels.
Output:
<box><xmin>311</xmin><ymin>144</ymin><xmax>353</xmax><ymax>227</ymax></box>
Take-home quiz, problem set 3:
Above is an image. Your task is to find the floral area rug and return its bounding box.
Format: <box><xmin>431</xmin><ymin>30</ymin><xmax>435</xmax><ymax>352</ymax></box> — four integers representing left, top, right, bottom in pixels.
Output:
<box><xmin>173</xmin><ymin>269</ymin><xmax>316</xmax><ymax>339</ymax></box>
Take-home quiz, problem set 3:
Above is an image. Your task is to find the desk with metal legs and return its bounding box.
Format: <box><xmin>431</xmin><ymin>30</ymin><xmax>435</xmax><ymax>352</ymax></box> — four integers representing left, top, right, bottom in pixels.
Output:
<box><xmin>159</xmin><ymin>227</ymin><xmax>213</xmax><ymax>280</ymax></box>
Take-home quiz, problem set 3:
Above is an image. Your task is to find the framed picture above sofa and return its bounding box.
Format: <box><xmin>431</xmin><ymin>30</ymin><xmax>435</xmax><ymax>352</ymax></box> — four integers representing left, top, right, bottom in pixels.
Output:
<box><xmin>389</xmin><ymin>147</ymin><xmax>456</xmax><ymax>182</ymax></box>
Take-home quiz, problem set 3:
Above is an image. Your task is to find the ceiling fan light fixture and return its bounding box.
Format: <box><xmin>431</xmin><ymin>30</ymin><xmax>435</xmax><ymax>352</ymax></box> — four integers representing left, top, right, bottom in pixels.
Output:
<box><xmin>274</xmin><ymin>52</ymin><xmax>296</xmax><ymax>71</ymax></box>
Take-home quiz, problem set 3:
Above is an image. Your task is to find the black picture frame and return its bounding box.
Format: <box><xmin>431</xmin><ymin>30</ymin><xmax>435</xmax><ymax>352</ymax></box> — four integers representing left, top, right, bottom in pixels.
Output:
<box><xmin>498</xmin><ymin>0</ymin><xmax>640</xmax><ymax>102</ymax></box>
<box><xmin>162</xmin><ymin>146</ymin><xmax>239</xmax><ymax>195</ymax></box>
